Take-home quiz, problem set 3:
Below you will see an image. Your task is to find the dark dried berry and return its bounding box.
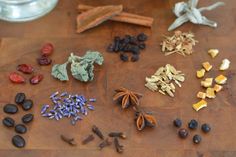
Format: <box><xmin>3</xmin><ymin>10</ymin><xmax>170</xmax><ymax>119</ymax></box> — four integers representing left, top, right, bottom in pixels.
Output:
<box><xmin>2</xmin><ymin>117</ymin><xmax>15</xmax><ymax>127</ymax></box>
<box><xmin>12</xmin><ymin>135</ymin><xmax>25</xmax><ymax>148</ymax></box>
<box><xmin>193</xmin><ymin>134</ymin><xmax>201</xmax><ymax>144</ymax></box>
<box><xmin>37</xmin><ymin>56</ymin><xmax>52</xmax><ymax>65</ymax></box>
<box><xmin>22</xmin><ymin>99</ymin><xmax>33</xmax><ymax>111</ymax></box>
<box><xmin>120</xmin><ymin>53</ymin><xmax>129</xmax><ymax>62</ymax></box>
<box><xmin>123</xmin><ymin>35</ymin><xmax>131</xmax><ymax>43</ymax></box>
<box><xmin>30</xmin><ymin>74</ymin><xmax>43</xmax><ymax>85</ymax></box>
<box><xmin>123</xmin><ymin>44</ymin><xmax>132</xmax><ymax>52</ymax></box>
<box><xmin>130</xmin><ymin>45</ymin><xmax>140</xmax><ymax>55</ymax></box>
<box><xmin>107</xmin><ymin>44</ymin><xmax>115</xmax><ymax>52</ymax></box>
<box><xmin>188</xmin><ymin>119</ymin><xmax>198</xmax><ymax>130</ymax></box>
<box><xmin>131</xmin><ymin>54</ymin><xmax>139</xmax><ymax>62</ymax></box>
<box><xmin>15</xmin><ymin>93</ymin><xmax>26</xmax><ymax>104</ymax></box>
<box><xmin>178</xmin><ymin>128</ymin><xmax>188</xmax><ymax>139</ymax></box>
<box><xmin>138</xmin><ymin>43</ymin><xmax>146</xmax><ymax>49</ymax></box>
<box><xmin>41</xmin><ymin>43</ymin><xmax>54</xmax><ymax>56</ymax></box>
<box><xmin>3</xmin><ymin>104</ymin><xmax>18</xmax><ymax>114</ymax></box>
<box><xmin>17</xmin><ymin>64</ymin><xmax>34</xmax><ymax>74</ymax></box>
<box><xmin>129</xmin><ymin>36</ymin><xmax>137</xmax><ymax>44</ymax></box>
<box><xmin>114</xmin><ymin>37</ymin><xmax>121</xmax><ymax>52</ymax></box>
<box><xmin>137</xmin><ymin>33</ymin><xmax>148</xmax><ymax>41</ymax></box>
<box><xmin>201</xmin><ymin>123</ymin><xmax>211</xmax><ymax>133</ymax></box>
<box><xmin>173</xmin><ymin>118</ymin><xmax>182</xmax><ymax>128</ymax></box>
<box><xmin>22</xmin><ymin>114</ymin><xmax>34</xmax><ymax>124</ymax></box>
<box><xmin>9</xmin><ymin>72</ymin><xmax>25</xmax><ymax>84</ymax></box>
<box><xmin>15</xmin><ymin>124</ymin><xmax>27</xmax><ymax>134</ymax></box>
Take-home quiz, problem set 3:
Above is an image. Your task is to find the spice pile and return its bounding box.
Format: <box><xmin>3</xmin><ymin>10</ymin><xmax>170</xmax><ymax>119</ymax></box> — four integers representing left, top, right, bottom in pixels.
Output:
<box><xmin>52</xmin><ymin>51</ymin><xmax>103</xmax><ymax>82</ymax></box>
<box><xmin>160</xmin><ymin>31</ymin><xmax>198</xmax><ymax>56</ymax></box>
<box><xmin>145</xmin><ymin>64</ymin><xmax>185</xmax><ymax>97</ymax></box>
<box><xmin>107</xmin><ymin>33</ymin><xmax>148</xmax><ymax>62</ymax></box>
<box><xmin>192</xmin><ymin>49</ymin><xmax>230</xmax><ymax>111</ymax></box>
<box><xmin>173</xmin><ymin>118</ymin><xmax>211</xmax><ymax>144</ymax></box>
<box><xmin>2</xmin><ymin>93</ymin><xmax>34</xmax><ymax>148</ymax></box>
<box><xmin>113</xmin><ymin>87</ymin><xmax>157</xmax><ymax>131</ymax></box>
<box><xmin>41</xmin><ymin>91</ymin><xmax>96</xmax><ymax>125</ymax></box>
<box><xmin>76</xmin><ymin>4</ymin><xmax>154</xmax><ymax>33</ymax></box>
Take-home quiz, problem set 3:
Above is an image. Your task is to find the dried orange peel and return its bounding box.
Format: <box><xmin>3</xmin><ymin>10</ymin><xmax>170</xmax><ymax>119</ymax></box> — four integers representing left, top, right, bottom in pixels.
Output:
<box><xmin>208</xmin><ymin>49</ymin><xmax>219</xmax><ymax>58</ymax></box>
<box><xmin>197</xmin><ymin>92</ymin><xmax>206</xmax><ymax>99</ymax></box>
<box><xmin>206</xmin><ymin>88</ymin><xmax>216</xmax><ymax>98</ymax></box>
<box><xmin>201</xmin><ymin>78</ymin><xmax>213</xmax><ymax>88</ymax></box>
<box><xmin>196</xmin><ymin>69</ymin><xmax>205</xmax><ymax>78</ymax></box>
<box><xmin>192</xmin><ymin>100</ymin><xmax>207</xmax><ymax>112</ymax></box>
<box><xmin>214</xmin><ymin>84</ymin><xmax>223</xmax><ymax>92</ymax></box>
<box><xmin>215</xmin><ymin>75</ymin><xmax>227</xmax><ymax>84</ymax></box>
<box><xmin>202</xmin><ymin>62</ymin><xmax>212</xmax><ymax>71</ymax></box>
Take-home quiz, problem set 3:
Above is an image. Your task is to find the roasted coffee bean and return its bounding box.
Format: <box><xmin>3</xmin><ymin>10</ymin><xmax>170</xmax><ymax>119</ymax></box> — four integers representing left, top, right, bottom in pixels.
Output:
<box><xmin>22</xmin><ymin>99</ymin><xmax>33</xmax><ymax>111</ymax></box>
<box><xmin>15</xmin><ymin>93</ymin><xmax>26</xmax><ymax>104</ymax></box>
<box><xmin>173</xmin><ymin>118</ymin><xmax>182</xmax><ymax>128</ymax></box>
<box><xmin>178</xmin><ymin>128</ymin><xmax>188</xmax><ymax>139</ymax></box>
<box><xmin>131</xmin><ymin>54</ymin><xmax>139</xmax><ymax>62</ymax></box>
<box><xmin>37</xmin><ymin>56</ymin><xmax>52</xmax><ymax>65</ymax></box>
<box><xmin>2</xmin><ymin>117</ymin><xmax>15</xmax><ymax>127</ymax></box>
<box><xmin>138</xmin><ymin>43</ymin><xmax>146</xmax><ymax>49</ymax></box>
<box><xmin>188</xmin><ymin>119</ymin><xmax>198</xmax><ymax>130</ymax></box>
<box><xmin>12</xmin><ymin>135</ymin><xmax>25</xmax><ymax>148</ymax></box>
<box><xmin>201</xmin><ymin>123</ymin><xmax>211</xmax><ymax>133</ymax></box>
<box><xmin>193</xmin><ymin>134</ymin><xmax>201</xmax><ymax>144</ymax></box>
<box><xmin>120</xmin><ymin>53</ymin><xmax>129</xmax><ymax>62</ymax></box>
<box><xmin>15</xmin><ymin>124</ymin><xmax>27</xmax><ymax>134</ymax></box>
<box><xmin>22</xmin><ymin>114</ymin><xmax>34</xmax><ymax>124</ymax></box>
<box><xmin>3</xmin><ymin>104</ymin><xmax>18</xmax><ymax>114</ymax></box>
<box><xmin>137</xmin><ymin>33</ymin><xmax>148</xmax><ymax>41</ymax></box>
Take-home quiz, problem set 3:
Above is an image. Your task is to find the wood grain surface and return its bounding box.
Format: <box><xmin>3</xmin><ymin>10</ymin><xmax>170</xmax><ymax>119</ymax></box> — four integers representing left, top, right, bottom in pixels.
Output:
<box><xmin>0</xmin><ymin>0</ymin><xmax>236</xmax><ymax>156</ymax></box>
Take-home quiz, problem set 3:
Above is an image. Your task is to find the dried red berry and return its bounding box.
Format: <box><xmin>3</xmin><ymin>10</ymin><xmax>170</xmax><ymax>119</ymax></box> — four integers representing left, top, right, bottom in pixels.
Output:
<box><xmin>9</xmin><ymin>72</ymin><xmax>25</xmax><ymax>84</ymax></box>
<box><xmin>37</xmin><ymin>56</ymin><xmax>52</xmax><ymax>65</ymax></box>
<box><xmin>17</xmin><ymin>64</ymin><xmax>34</xmax><ymax>74</ymax></box>
<box><xmin>30</xmin><ymin>74</ymin><xmax>43</xmax><ymax>85</ymax></box>
<box><xmin>41</xmin><ymin>43</ymin><xmax>54</xmax><ymax>56</ymax></box>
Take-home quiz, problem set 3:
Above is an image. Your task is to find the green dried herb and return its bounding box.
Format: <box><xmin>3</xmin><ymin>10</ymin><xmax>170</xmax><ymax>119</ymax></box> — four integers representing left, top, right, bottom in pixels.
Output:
<box><xmin>51</xmin><ymin>62</ymin><xmax>69</xmax><ymax>81</ymax></box>
<box><xmin>51</xmin><ymin>51</ymin><xmax>104</xmax><ymax>82</ymax></box>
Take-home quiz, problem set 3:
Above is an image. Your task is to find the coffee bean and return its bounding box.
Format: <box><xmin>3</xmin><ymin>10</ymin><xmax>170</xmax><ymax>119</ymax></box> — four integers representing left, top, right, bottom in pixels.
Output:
<box><xmin>22</xmin><ymin>114</ymin><xmax>34</xmax><ymax>124</ymax></box>
<box><xmin>12</xmin><ymin>135</ymin><xmax>25</xmax><ymax>148</ymax></box>
<box><xmin>3</xmin><ymin>104</ymin><xmax>18</xmax><ymax>114</ymax></box>
<box><xmin>15</xmin><ymin>93</ymin><xmax>26</xmax><ymax>104</ymax></box>
<box><xmin>15</xmin><ymin>124</ymin><xmax>27</xmax><ymax>134</ymax></box>
<box><xmin>2</xmin><ymin>117</ymin><xmax>15</xmax><ymax>127</ymax></box>
<box><xmin>22</xmin><ymin>99</ymin><xmax>33</xmax><ymax>111</ymax></box>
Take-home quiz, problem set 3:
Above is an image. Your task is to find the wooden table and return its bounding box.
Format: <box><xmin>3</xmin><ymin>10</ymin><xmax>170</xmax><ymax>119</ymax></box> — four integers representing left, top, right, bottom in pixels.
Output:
<box><xmin>0</xmin><ymin>0</ymin><xmax>236</xmax><ymax>156</ymax></box>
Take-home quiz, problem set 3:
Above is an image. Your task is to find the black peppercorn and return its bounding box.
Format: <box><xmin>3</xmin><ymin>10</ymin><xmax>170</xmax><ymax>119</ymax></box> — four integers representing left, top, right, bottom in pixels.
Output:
<box><xmin>120</xmin><ymin>53</ymin><xmax>129</xmax><ymax>62</ymax></box>
<box><xmin>173</xmin><ymin>118</ymin><xmax>182</xmax><ymax>128</ymax></box>
<box><xmin>188</xmin><ymin>119</ymin><xmax>198</xmax><ymax>130</ymax></box>
<box><xmin>193</xmin><ymin>134</ymin><xmax>201</xmax><ymax>144</ymax></box>
<box><xmin>201</xmin><ymin>123</ymin><xmax>211</xmax><ymax>133</ymax></box>
<box><xmin>131</xmin><ymin>54</ymin><xmax>139</xmax><ymax>62</ymax></box>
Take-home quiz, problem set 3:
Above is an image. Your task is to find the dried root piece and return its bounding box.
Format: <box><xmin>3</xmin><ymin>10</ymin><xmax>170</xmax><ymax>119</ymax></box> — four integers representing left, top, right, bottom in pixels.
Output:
<box><xmin>196</xmin><ymin>69</ymin><xmax>205</xmax><ymax>78</ymax></box>
<box><xmin>208</xmin><ymin>49</ymin><xmax>219</xmax><ymax>58</ymax></box>
<box><xmin>220</xmin><ymin>59</ymin><xmax>230</xmax><ymax>71</ymax></box>
<box><xmin>160</xmin><ymin>30</ymin><xmax>198</xmax><ymax>56</ymax></box>
<box><xmin>215</xmin><ymin>75</ymin><xmax>227</xmax><ymax>84</ymax></box>
<box><xmin>192</xmin><ymin>100</ymin><xmax>207</xmax><ymax>112</ymax></box>
<box><xmin>145</xmin><ymin>64</ymin><xmax>185</xmax><ymax>97</ymax></box>
<box><xmin>77</xmin><ymin>5</ymin><xmax>123</xmax><ymax>33</ymax></box>
<box><xmin>206</xmin><ymin>88</ymin><xmax>216</xmax><ymax>98</ymax></box>
<box><xmin>197</xmin><ymin>92</ymin><xmax>206</xmax><ymax>99</ymax></box>
<box><xmin>202</xmin><ymin>62</ymin><xmax>212</xmax><ymax>72</ymax></box>
<box><xmin>213</xmin><ymin>84</ymin><xmax>223</xmax><ymax>92</ymax></box>
<box><xmin>201</xmin><ymin>78</ymin><xmax>213</xmax><ymax>88</ymax></box>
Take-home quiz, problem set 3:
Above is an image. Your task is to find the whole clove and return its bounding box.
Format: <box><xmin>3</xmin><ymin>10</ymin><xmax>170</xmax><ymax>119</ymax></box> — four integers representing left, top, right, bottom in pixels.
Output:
<box><xmin>114</xmin><ymin>137</ymin><xmax>124</xmax><ymax>153</ymax></box>
<box><xmin>108</xmin><ymin>132</ymin><xmax>126</xmax><ymax>139</ymax></box>
<box><xmin>82</xmin><ymin>134</ymin><xmax>95</xmax><ymax>145</ymax></box>
<box><xmin>60</xmin><ymin>135</ymin><xmax>77</xmax><ymax>146</ymax></box>
<box><xmin>92</xmin><ymin>125</ymin><xmax>104</xmax><ymax>140</ymax></box>
<box><xmin>98</xmin><ymin>138</ymin><xmax>112</xmax><ymax>150</ymax></box>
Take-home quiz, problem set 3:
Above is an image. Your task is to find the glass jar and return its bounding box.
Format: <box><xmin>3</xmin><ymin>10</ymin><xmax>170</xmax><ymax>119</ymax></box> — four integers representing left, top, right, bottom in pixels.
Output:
<box><xmin>0</xmin><ymin>0</ymin><xmax>58</xmax><ymax>22</ymax></box>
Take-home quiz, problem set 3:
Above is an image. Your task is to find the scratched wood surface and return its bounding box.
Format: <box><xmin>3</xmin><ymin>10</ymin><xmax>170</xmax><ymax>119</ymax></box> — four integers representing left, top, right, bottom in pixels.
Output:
<box><xmin>0</xmin><ymin>0</ymin><xmax>236</xmax><ymax>157</ymax></box>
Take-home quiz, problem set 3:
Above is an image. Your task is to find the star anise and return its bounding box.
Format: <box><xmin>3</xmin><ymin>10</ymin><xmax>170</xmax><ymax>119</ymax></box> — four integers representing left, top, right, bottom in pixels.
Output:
<box><xmin>113</xmin><ymin>87</ymin><xmax>142</xmax><ymax>109</ymax></box>
<box><xmin>135</xmin><ymin>111</ymin><xmax>157</xmax><ymax>131</ymax></box>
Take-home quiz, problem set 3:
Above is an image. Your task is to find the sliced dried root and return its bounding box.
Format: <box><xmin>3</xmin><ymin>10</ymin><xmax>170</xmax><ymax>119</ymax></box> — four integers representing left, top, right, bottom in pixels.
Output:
<box><xmin>196</xmin><ymin>69</ymin><xmax>205</xmax><ymax>78</ymax></box>
<box><xmin>201</xmin><ymin>78</ymin><xmax>213</xmax><ymax>88</ymax></box>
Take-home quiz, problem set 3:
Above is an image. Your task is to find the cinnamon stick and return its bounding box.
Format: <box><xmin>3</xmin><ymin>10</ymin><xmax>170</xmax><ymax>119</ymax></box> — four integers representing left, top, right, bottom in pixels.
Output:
<box><xmin>77</xmin><ymin>5</ymin><xmax>123</xmax><ymax>33</ymax></box>
<box><xmin>78</xmin><ymin>4</ymin><xmax>154</xmax><ymax>27</ymax></box>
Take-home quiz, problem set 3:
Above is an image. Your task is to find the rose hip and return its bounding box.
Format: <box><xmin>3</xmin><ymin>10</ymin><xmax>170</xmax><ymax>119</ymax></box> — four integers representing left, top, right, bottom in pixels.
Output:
<box><xmin>41</xmin><ymin>43</ymin><xmax>54</xmax><ymax>56</ymax></box>
<box><xmin>9</xmin><ymin>72</ymin><xmax>25</xmax><ymax>84</ymax></box>
<box><xmin>37</xmin><ymin>56</ymin><xmax>52</xmax><ymax>65</ymax></box>
<box><xmin>17</xmin><ymin>64</ymin><xmax>34</xmax><ymax>74</ymax></box>
<box><xmin>30</xmin><ymin>74</ymin><xmax>43</xmax><ymax>85</ymax></box>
